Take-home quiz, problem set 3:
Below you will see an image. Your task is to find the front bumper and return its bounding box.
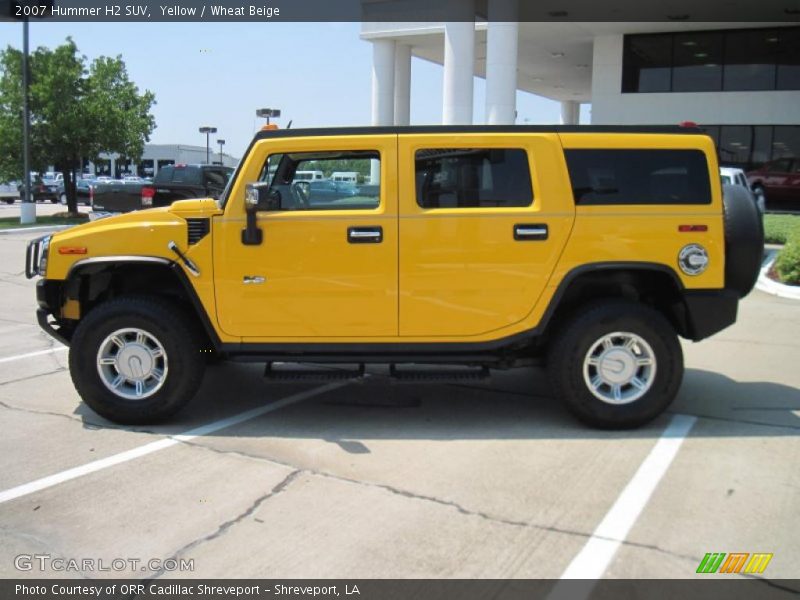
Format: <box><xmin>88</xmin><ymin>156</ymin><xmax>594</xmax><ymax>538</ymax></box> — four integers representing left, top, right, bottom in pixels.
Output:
<box><xmin>35</xmin><ymin>279</ymin><xmax>71</xmax><ymax>346</ymax></box>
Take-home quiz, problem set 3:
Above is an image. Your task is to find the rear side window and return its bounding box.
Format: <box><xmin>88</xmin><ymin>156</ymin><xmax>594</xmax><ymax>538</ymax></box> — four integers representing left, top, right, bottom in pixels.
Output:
<box><xmin>415</xmin><ymin>148</ymin><xmax>533</xmax><ymax>208</ymax></box>
<box><xmin>204</xmin><ymin>169</ymin><xmax>231</xmax><ymax>187</ymax></box>
<box><xmin>155</xmin><ymin>166</ymin><xmax>203</xmax><ymax>185</ymax></box>
<box><xmin>565</xmin><ymin>149</ymin><xmax>712</xmax><ymax>205</ymax></box>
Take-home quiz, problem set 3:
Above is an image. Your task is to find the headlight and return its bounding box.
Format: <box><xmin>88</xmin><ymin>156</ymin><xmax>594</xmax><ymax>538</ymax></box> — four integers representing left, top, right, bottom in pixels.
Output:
<box><xmin>25</xmin><ymin>234</ymin><xmax>52</xmax><ymax>278</ymax></box>
<box><xmin>38</xmin><ymin>235</ymin><xmax>51</xmax><ymax>275</ymax></box>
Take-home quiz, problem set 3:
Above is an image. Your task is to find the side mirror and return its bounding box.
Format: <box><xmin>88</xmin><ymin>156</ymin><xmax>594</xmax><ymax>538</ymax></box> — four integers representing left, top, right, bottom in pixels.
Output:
<box><xmin>242</xmin><ymin>182</ymin><xmax>271</xmax><ymax>245</ymax></box>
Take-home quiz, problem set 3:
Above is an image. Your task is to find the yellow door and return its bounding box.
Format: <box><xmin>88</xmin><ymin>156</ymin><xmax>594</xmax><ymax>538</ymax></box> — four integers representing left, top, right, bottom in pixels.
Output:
<box><xmin>398</xmin><ymin>133</ymin><xmax>575</xmax><ymax>338</ymax></box>
<box><xmin>213</xmin><ymin>135</ymin><xmax>398</xmax><ymax>339</ymax></box>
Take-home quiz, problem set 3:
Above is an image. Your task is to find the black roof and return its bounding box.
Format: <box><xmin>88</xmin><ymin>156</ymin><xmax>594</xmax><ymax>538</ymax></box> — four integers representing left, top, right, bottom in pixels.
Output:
<box><xmin>254</xmin><ymin>124</ymin><xmax>703</xmax><ymax>141</ymax></box>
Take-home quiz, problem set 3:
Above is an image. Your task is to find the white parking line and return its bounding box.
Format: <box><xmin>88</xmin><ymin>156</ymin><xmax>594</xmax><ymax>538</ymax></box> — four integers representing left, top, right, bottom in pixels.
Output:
<box><xmin>550</xmin><ymin>414</ymin><xmax>697</xmax><ymax>593</ymax></box>
<box><xmin>0</xmin><ymin>346</ymin><xmax>68</xmax><ymax>364</ymax></box>
<box><xmin>0</xmin><ymin>382</ymin><xmax>344</xmax><ymax>505</ymax></box>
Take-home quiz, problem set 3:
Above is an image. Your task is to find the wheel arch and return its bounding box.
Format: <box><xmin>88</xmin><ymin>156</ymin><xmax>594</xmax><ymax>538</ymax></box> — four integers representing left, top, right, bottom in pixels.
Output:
<box><xmin>539</xmin><ymin>262</ymin><xmax>690</xmax><ymax>341</ymax></box>
<box><xmin>63</xmin><ymin>257</ymin><xmax>221</xmax><ymax>352</ymax></box>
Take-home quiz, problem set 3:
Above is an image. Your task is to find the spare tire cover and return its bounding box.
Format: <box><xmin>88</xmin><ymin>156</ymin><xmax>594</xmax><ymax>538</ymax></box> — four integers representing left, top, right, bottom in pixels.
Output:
<box><xmin>722</xmin><ymin>184</ymin><xmax>764</xmax><ymax>298</ymax></box>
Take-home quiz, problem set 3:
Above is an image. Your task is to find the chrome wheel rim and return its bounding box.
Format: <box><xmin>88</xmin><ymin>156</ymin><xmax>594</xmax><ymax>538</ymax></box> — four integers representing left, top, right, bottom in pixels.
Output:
<box><xmin>96</xmin><ymin>328</ymin><xmax>168</xmax><ymax>400</ymax></box>
<box><xmin>582</xmin><ymin>331</ymin><xmax>656</xmax><ymax>405</ymax></box>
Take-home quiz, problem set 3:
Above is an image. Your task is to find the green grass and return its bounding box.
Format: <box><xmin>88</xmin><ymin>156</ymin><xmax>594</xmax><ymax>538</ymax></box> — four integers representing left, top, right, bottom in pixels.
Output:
<box><xmin>763</xmin><ymin>213</ymin><xmax>800</xmax><ymax>245</ymax></box>
<box><xmin>775</xmin><ymin>238</ymin><xmax>800</xmax><ymax>285</ymax></box>
<box><xmin>0</xmin><ymin>215</ymin><xmax>88</xmax><ymax>230</ymax></box>
<box><xmin>763</xmin><ymin>214</ymin><xmax>800</xmax><ymax>286</ymax></box>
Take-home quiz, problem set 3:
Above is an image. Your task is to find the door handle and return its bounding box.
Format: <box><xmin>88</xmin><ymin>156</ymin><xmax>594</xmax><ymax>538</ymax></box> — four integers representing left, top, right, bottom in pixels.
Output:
<box><xmin>514</xmin><ymin>223</ymin><xmax>548</xmax><ymax>241</ymax></box>
<box><xmin>347</xmin><ymin>226</ymin><xmax>383</xmax><ymax>244</ymax></box>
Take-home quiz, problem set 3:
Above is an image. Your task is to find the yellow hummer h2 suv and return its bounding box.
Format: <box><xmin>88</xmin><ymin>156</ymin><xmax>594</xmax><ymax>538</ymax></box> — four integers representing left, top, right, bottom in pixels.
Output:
<box><xmin>26</xmin><ymin>125</ymin><xmax>763</xmax><ymax>428</ymax></box>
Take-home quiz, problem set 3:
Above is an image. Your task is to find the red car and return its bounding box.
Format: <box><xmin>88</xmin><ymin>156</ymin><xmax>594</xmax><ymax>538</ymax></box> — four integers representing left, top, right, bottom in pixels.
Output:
<box><xmin>747</xmin><ymin>158</ymin><xmax>800</xmax><ymax>210</ymax></box>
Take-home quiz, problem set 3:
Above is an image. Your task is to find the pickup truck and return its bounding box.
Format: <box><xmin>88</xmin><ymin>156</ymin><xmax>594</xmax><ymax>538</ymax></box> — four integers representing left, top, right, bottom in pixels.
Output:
<box><xmin>91</xmin><ymin>165</ymin><xmax>233</xmax><ymax>213</ymax></box>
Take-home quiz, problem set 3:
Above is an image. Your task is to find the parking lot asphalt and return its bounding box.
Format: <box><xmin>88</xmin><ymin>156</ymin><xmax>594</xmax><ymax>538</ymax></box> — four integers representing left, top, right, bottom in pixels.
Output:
<box><xmin>0</xmin><ymin>229</ymin><xmax>798</xmax><ymax>581</ymax></box>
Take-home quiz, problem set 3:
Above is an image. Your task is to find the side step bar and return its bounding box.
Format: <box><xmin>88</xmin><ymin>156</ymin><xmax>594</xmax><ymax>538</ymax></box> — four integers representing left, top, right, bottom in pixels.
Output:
<box><xmin>262</xmin><ymin>362</ymin><xmax>491</xmax><ymax>382</ymax></box>
<box><xmin>264</xmin><ymin>362</ymin><xmax>365</xmax><ymax>381</ymax></box>
<box><xmin>389</xmin><ymin>364</ymin><xmax>490</xmax><ymax>381</ymax></box>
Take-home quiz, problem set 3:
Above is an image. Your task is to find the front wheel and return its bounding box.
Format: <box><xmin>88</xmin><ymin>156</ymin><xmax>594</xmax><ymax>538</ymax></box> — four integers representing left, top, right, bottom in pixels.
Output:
<box><xmin>69</xmin><ymin>296</ymin><xmax>205</xmax><ymax>424</ymax></box>
<box><xmin>547</xmin><ymin>301</ymin><xmax>683</xmax><ymax>429</ymax></box>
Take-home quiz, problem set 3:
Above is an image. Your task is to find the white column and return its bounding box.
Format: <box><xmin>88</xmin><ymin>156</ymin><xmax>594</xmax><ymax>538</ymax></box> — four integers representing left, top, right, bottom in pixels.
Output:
<box><xmin>485</xmin><ymin>0</ymin><xmax>518</xmax><ymax>124</ymax></box>
<box><xmin>394</xmin><ymin>44</ymin><xmax>411</xmax><ymax>126</ymax></box>
<box><xmin>560</xmin><ymin>100</ymin><xmax>580</xmax><ymax>125</ymax></box>
<box><xmin>371</xmin><ymin>39</ymin><xmax>396</xmax><ymax>126</ymax></box>
<box><xmin>371</xmin><ymin>39</ymin><xmax>395</xmax><ymax>183</ymax></box>
<box><xmin>443</xmin><ymin>21</ymin><xmax>475</xmax><ymax>124</ymax></box>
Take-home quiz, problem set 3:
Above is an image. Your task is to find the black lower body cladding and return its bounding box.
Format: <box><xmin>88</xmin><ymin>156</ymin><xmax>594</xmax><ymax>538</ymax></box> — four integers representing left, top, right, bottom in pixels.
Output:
<box><xmin>722</xmin><ymin>184</ymin><xmax>764</xmax><ymax>298</ymax></box>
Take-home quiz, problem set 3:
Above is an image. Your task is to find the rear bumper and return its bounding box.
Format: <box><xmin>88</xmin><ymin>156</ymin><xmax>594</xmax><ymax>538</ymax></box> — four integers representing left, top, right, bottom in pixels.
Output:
<box><xmin>680</xmin><ymin>289</ymin><xmax>739</xmax><ymax>341</ymax></box>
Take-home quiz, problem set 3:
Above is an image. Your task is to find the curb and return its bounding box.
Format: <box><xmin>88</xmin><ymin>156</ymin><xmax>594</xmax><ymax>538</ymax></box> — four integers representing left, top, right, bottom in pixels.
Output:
<box><xmin>756</xmin><ymin>248</ymin><xmax>800</xmax><ymax>300</ymax></box>
<box><xmin>0</xmin><ymin>225</ymin><xmax>73</xmax><ymax>235</ymax></box>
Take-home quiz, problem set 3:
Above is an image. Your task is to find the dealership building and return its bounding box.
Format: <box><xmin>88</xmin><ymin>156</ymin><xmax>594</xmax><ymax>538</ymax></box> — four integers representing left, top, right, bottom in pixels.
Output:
<box><xmin>361</xmin><ymin>13</ymin><xmax>800</xmax><ymax>171</ymax></box>
<box><xmin>83</xmin><ymin>144</ymin><xmax>239</xmax><ymax>179</ymax></box>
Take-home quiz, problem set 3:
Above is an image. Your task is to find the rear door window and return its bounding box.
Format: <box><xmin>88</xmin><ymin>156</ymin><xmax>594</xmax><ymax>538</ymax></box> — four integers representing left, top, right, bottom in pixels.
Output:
<box><xmin>565</xmin><ymin>149</ymin><xmax>712</xmax><ymax>205</ymax></box>
<box><xmin>415</xmin><ymin>148</ymin><xmax>533</xmax><ymax>208</ymax></box>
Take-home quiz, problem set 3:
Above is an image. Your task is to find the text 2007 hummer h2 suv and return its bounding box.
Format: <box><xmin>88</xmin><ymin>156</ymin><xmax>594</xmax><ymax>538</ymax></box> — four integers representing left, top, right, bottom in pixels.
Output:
<box><xmin>26</xmin><ymin>125</ymin><xmax>764</xmax><ymax>428</ymax></box>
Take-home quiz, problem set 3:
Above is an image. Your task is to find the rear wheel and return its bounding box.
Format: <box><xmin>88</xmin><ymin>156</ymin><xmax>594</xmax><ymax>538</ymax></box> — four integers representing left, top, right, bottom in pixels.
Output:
<box><xmin>69</xmin><ymin>296</ymin><xmax>205</xmax><ymax>424</ymax></box>
<box><xmin>547</xmin><ymin>301</ymin><xmax>683</xmax><ymax>429</ymax></box>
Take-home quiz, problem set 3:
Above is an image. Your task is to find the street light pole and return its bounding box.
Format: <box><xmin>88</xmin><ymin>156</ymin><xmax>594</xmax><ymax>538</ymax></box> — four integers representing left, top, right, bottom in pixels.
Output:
<box><xmin>256</xmin><ymin>108</ymin><xmax>281</xmax><ymax>127</ymax></box>
<box><xmin>217</xmin><ymin>139</ymin><xmax>225</xmax><ymax>166</ymax></box>
<box><xmin>20</xmin><ymin>17</ymin><xmax>35</xmax><ymax>224</ymax></box>
<box><xmin>198</xmin><ymin>126</ymin><xmax>217</xmax><ymax>164</ymax></box>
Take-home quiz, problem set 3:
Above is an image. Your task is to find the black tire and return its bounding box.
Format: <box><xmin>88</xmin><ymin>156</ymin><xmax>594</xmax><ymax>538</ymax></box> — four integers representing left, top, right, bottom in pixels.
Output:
<box><xmin>3</xmin><ymin>198</ymin><xmax>13</xmax><ymax>205</ymax></box>
<box><xmin>69</xmin><ymin>296</ymin><xmax>205</xmax><ymax>424</ymax></box>
<box><xmin>722</xmin><ymin>184</ymin><xmax>764</xmax><ymax>298</ymax></box>
<box><xmin>547</xmin><ymin>300</ymin><xmax>683</xmax><ymax>429</ymax></box>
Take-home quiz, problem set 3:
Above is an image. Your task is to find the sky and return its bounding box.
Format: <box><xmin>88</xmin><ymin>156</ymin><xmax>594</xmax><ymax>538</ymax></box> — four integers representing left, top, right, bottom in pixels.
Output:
<box><xmin>0</xmin><ymin>21</ymin><xmax>590</xmax><ymax>160</ymax></box>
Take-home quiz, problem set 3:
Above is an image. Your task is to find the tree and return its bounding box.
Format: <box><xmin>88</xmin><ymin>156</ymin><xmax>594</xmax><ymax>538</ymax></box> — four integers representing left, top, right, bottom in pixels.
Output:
<box><xmin>0</xmin><ymin>37</ymin><xmax>155</xmax><ymax>212</ymax></box>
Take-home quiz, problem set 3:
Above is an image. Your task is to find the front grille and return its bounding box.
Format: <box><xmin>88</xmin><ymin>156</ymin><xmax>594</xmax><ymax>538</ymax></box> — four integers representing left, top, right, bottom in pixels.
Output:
<box><xmin>187</xmin><ymin>218</ymin><xmax>210</xmax><ymax>245</ymax></box>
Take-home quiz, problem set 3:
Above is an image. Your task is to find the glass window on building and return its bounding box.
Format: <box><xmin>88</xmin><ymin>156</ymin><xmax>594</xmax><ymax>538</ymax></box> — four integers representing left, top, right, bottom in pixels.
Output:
<box><xmin>723</xmin><ymin>29</ymin><xmax>779</xmax><ymax>91</ymax></box>
<box><xmin>138</xmin><ymin>160</ymin><xmax>154</xmax><ymax>178</ymax></box>
<box><xmin>777</xmin><ymin>28</ymin><xmax>800</xmax><ymax>90</ymax></box>
<box><xmin>623</xmin><ymin>27</ymin><xmax>800</xmax><ymax>93</ymax></box>
<box><xmin>157</xmin><ymin>159</ymin><xmax>175</xmax><ymax>172</ymax></box>
<box><xmin>622</xmin><ymin>34</ymin><xmax>672</xmax><ymax>93</ymax></box>
<box><xmin>94</xmin><ymin>159</ymin><xmax>111</xmax><ymax>177</ymax></box>
<box><xmin>700</xmin><ymin>125</ymin><xmax>721</xmax><ymax>148</ymax></box>
<box><xmin>718</xmin><ymin>126</ymin><xmax>773</xmax><ymax>169</ymax></box>
<box><xmin>772</xmin><ymin>126</ymin><xmax>800</xmax><ymax>161</ymax></box>
<box><xmin>719</xmin><ymin>127</ymin><xmax>749</xmax><ymax>168</ymax></box>
<box><xmin>672</xmin><ymin>32</ymin><xmax>723</xmax><ymax>92</ymax></box>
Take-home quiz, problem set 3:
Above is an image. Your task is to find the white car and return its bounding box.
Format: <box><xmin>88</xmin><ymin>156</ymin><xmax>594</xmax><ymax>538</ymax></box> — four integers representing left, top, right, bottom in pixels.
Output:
<box><xmin>720</xmin><ymin>166</ymin><xmax>763</xmax><ymax>214</ymax></box>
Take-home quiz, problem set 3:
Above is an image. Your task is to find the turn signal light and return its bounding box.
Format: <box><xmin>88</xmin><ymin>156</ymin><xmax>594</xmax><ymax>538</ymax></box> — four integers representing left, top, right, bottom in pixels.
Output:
<box><xmin>58</xmin><ymin>247</ymin><xmax>88</xmax><ymax>255</ymax></box>
<box><xmin>679</xmin><ymin>225</ymin><xmax>708</xmax><ymax>232</ymax></box>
